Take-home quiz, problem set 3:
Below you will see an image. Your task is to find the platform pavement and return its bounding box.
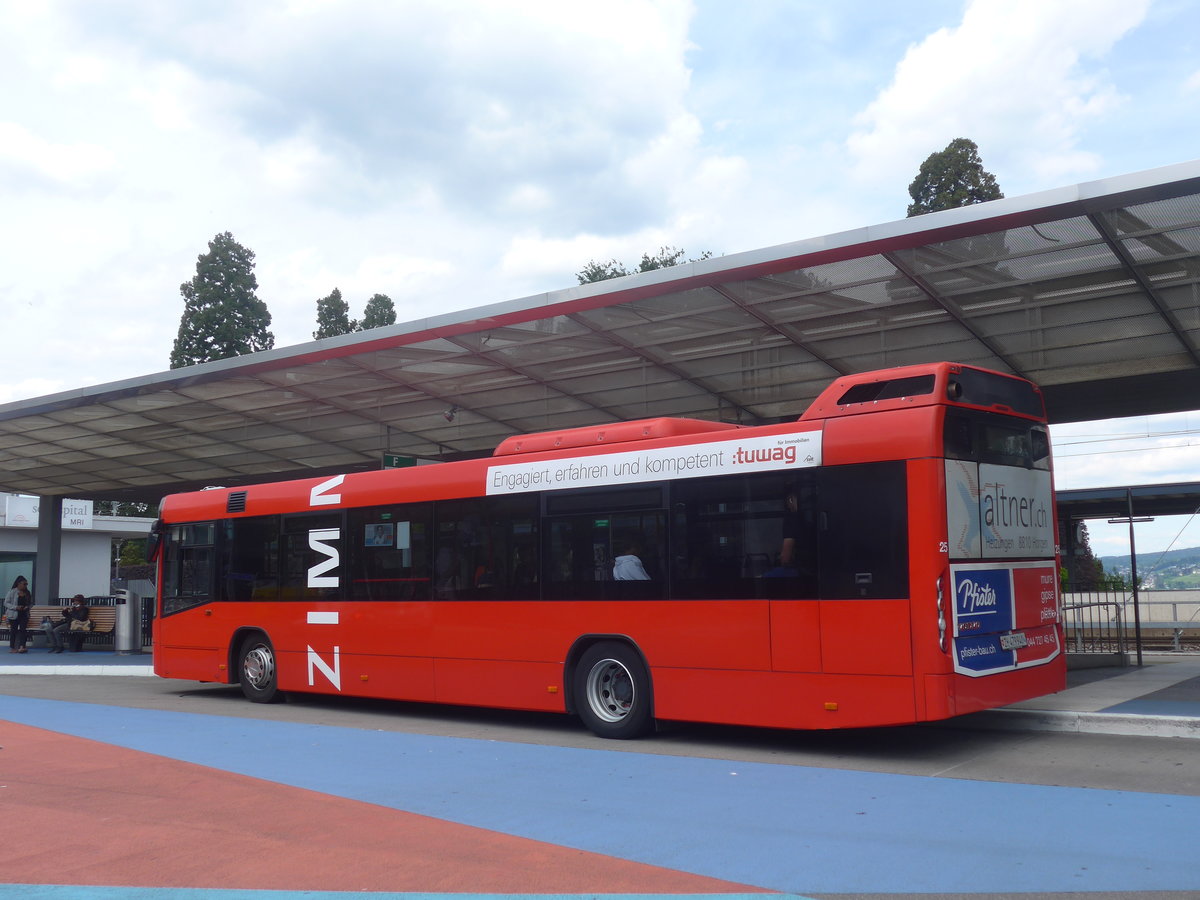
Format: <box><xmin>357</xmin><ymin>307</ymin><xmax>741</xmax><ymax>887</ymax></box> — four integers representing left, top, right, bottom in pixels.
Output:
<box><xmin>3</xmin><ymin>646</ymin><xmax>1200</xmax><ymax>738</ymax></box>
<box><xmin>962</xmin><ymin>652</ymin><xmax>1200</xmax><ymax>738</ymax></box>
<box><xmin>4</xmin><ymin>650</ymin><xmax>1200</xmax><ymax>896</ymax></box>
<box><xmin>1</xmin><ymin>645</ymin><xmax>154</xmax><ymax>675</ymax></box>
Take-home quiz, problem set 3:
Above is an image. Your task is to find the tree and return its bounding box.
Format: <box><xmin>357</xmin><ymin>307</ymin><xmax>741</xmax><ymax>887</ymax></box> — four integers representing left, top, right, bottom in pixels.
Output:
<box><xmin>576</xmin><ymin>246</ymin><xmax>711</xmax><ymax>284</ymax></box>
<box><xmin>1063</xmin><ymin>521</ymin><xmax>1106</xmax><ymax>591</ymax></box>
<box><xmin>576</xmin><ymin>259</ymin><xmax>630</xmax><ymax>284</ymax></box>
<box><xmin>113</xmin><ymin>537</ymin><xmax>148</xmax><ymax>569</ymax></box>
<box><xmin>313</xmin><ymin>287</ymin><xmax>355</xmax><ymax>339</ymax></box>
<box><xmin>170</xmin><ymin>232</ymin><xmax>274</xmax><ymax>368</ymax></box>
<box><xmin>95</xmin><ymin>501</ymin><xmax>153</xmax><ymax>517</ymax></box>
<box><xmin>358</xmin><ymin>293</ymin><xmax>397</xmax><ymax>330</ymax></box>
<box><xmin>906</xmin><ymin>138</ymin><xmax>1003</xmax><ymax>217</ymax></box>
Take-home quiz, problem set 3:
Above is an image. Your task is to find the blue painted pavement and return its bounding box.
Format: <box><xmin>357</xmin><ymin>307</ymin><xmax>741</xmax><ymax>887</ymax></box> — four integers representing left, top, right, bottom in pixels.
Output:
<box><xmin>0</xmin><ymin>892</ymin><xmax>797</xmax><ymax>900</ymax></box>
<box><xmin>2</xmin><ymin>695</ymin><xmax>1197</xmax><ymax>894</ymax></box>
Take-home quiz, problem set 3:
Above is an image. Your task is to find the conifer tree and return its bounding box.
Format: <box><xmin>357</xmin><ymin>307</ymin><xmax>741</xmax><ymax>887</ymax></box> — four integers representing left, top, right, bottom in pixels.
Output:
<box><xmin>313</xmin><ymin>287</ymin><xmax>355</xmax><ymax>339</ymax></box>
<box><xmin>170</xmin><ymin>232</ymin><xmax>274</xmax><ymax>368</ymax></box>
<box><xmin>906</xmin><ymin>138</ymin><xmax>1003</xmax><ymax>217</ymax></box>
<box><xmin>576</xmin><ymin>247</ymin><xmax>711</xmax><ymax>284</ymax></box>
<box><xmin>358</xmin><ymin>293</ymin><xmax>397</xmax><ymax>330</ymax></box>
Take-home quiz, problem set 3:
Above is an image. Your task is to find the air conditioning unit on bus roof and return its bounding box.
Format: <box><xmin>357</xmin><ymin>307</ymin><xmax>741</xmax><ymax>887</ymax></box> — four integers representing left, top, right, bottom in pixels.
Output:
<box><xmin>493</xmin><ymin>417</ymin><xmax>742</xmax><ymax>457</ymax></box>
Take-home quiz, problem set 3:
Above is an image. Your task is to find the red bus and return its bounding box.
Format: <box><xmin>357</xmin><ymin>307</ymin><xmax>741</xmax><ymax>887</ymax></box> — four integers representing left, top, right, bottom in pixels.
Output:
<box><xmin>150</xmin><ymin>362</ymin><xmax>1065</xmax><ymax>738</ymax></box>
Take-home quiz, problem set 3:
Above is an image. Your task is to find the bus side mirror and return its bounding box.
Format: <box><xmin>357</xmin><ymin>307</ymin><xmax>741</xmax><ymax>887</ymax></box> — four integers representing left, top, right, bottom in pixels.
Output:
<box><xmin>146</xmin><ymin>519</ymin><xmax>167</xmax><ymax>563</ymax></box>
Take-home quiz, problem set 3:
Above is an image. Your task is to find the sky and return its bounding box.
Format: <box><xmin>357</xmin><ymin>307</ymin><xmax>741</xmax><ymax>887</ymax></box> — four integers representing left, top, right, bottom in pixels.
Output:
<box><xmin>3</xmin><ymin>0</ymin><xmax>1200</xmax><ymax>555</ymax></box>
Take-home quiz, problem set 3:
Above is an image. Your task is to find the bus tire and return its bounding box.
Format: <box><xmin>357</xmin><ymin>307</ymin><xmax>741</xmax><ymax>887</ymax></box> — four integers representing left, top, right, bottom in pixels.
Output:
<box><xmin>574</xmin><ymin>641</ymin><xmax>653</xmax><ymax>739</ymax></box>
<box><xmin>238</xmin><ymin>634</ymin><xmax>281</xmax><ymax>703</ymax></box>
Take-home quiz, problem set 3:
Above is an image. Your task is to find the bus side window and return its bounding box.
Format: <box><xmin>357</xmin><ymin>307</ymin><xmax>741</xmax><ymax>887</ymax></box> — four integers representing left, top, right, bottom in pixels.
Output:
<box><xmin>543</xmin><ymin>487</ymin><xmax>664</xmax><ymax>601</ymax></box>
<box><xmin>219</xmin><ymin>516</ymin><xmax>280</xmax><ymax>602</ymax></box>
<box><xmin>608</xmin><ymin>511</ymin><xmax>666</xmax><ymax>600</ymax></box>
<box><xmin>818</xmin><ymin>462</ymin><xmax>907</xmax><ymax>599</ymax></box>
<box><xmin>545</xmin><ymin>515</ymin><xmax>606</xmax><ymax>601</ymax></box>
<box><xmin>436</xmin><ymin>496</ymin><xmax>538</xmax><ymax>601</ymax></box>
<box><xmin>162</xmin><ymin>523</ymin><xmax>216</xmax><ymax>615</ymax></box>
<box><xmin>281</xmin><ymin>513</ymin><xmax>344</xmax><ymax>601</ymax></box>
<box><xmin>670</xmin><ymin>473</ymin><xmax>817</xmax><ymax>600</ymax></box>
<box><xmin>347</xmin><ymin>504</ymin><xmax>432</xmax><ymax>601</ymax></box>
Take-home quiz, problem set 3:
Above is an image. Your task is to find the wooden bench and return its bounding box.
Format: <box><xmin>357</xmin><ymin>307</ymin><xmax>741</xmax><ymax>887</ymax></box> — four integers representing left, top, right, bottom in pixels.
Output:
<box><xmin>2</xmin><ymin>603</ymin><xmax>117</xmax><ymax>648</ymax></box>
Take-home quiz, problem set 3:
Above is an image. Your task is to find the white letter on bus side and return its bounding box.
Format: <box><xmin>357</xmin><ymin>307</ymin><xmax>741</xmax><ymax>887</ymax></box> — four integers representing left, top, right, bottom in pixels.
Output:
<box><xmin>310</xmin><ymin>474</ymin><xmax>345</xmax><ymax>507</ymax></box>
<box><xmin>307</xmin><ymin>645</ymin><xmax>341</xmax><ymax>690</ymax></box>
<box><xmin>308</xmin><ymin>528</ymin><xmax>340</xmax><ymax>588</ymax></box>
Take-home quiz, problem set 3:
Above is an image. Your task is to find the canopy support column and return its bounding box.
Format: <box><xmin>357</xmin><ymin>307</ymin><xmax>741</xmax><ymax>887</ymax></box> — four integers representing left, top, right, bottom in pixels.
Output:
<box><xmin>34</xmin><ymin>495</ymin><xmax>63</xmax><ymax>604</ymax></box>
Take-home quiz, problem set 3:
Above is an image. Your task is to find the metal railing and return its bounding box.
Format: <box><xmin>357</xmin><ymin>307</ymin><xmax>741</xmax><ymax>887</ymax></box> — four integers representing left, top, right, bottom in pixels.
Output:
<box><xmin>1123</xmin><ymin>599</ymin><xmax>1200</xmax><ymax>652</ymax></box>
<box><xmin>1063</xmin><ymin>591</ymin><xmax>1200</xmax><ymax>656</ymax></box>
<box><xmin>1062</xmin><ymin>596</ymin><xmax>1126</xmax><ymax>655</ymax></box>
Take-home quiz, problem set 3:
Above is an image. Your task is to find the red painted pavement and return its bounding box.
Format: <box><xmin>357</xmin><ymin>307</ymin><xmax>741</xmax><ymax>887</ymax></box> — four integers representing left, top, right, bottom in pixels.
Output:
<box><xmin>0</xmin><ymin>721</ymin><xmax>768</xmax><ymax>894</ymax></box>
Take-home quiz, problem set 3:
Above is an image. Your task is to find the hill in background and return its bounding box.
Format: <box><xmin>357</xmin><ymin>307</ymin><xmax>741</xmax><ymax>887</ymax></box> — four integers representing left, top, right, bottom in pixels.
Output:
<box><xmin>1099</xmin><ymin>547</ymin><xmax>1200</xmax><ymax>590</ymax></box>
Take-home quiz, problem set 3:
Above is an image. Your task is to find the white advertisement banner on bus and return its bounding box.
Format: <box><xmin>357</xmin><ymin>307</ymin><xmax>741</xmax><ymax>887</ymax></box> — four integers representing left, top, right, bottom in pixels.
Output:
<box><xmin>486</xmin><ymin>431</ymin><xmax>822</xmax><ymax>495</ymax></box>
<box><xmin>946</xmin><ymin>460</ymin><xmax>1054</xmax><ymax>560</ymax></box>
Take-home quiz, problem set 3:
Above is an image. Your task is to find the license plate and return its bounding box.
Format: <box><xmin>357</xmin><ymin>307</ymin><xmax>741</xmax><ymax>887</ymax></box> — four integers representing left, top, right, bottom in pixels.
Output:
<box><xmin>1000</xmin><ymin>632</ymin><xmax>1028</xmax><ymax>650</ymax></box>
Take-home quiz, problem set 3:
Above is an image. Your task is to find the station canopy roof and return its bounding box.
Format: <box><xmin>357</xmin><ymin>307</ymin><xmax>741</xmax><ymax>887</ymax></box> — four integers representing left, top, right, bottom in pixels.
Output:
<box><xmin>3</xmin><ymin>159</ymin><xmax>1200</xmax><ymax>503</ymax></box>
<box><xmin>1056</xmin><ymin>483</ymin><xmax>1200</xmax><ymax>521</ymax></box>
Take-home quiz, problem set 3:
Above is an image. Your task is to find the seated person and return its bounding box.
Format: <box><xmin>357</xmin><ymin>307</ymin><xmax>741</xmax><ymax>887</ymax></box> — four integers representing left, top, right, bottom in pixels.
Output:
<box><xmin>45</xmin><ymin>594</ymin><xmax>90</xmax><ymax>653</ymax></box>
<box><xmin>612</xmin><ymin>544</ymin><xmax>651</xmax><ymax>581</ymax></box>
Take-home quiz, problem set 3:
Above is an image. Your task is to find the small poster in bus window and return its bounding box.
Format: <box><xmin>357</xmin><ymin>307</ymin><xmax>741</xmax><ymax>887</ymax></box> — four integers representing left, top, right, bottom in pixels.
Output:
<box><xmin>365</xmin><ymin>523</ymin><xmax>394</xmax><ymax>547</ymax></box>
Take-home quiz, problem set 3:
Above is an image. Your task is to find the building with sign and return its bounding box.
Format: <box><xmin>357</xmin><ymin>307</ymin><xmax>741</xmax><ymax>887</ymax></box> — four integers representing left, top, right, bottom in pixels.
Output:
<box><xmin>0</xmin><ymin>493</ymin><xmax>154</xmax><ymax>599</ymax></box>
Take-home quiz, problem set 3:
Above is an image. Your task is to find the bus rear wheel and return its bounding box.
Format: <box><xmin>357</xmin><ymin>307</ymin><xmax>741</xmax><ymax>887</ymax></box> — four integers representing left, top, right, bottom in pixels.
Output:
<box><xmin>238</xmin><ymin>635</ymin><xmax>281</xmax><ymax>703</ymax></box>
<box><xmin>574</xmin><ymin>641</ymin><xmax>653</xmax><ymax>739</ymax></box>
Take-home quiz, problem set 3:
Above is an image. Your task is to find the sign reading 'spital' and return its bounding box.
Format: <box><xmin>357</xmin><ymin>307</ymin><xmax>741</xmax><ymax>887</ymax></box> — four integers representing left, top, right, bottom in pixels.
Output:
<box><xmin>4</xmin><ymin>496</ymin><xmax>94</xmax><ymax>529</ymax></box>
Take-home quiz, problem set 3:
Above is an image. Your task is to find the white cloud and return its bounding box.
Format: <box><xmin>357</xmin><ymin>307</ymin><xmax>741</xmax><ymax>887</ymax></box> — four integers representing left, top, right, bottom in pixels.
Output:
<box><xmin>259</xmin><ymin>134</ymin><xmax>343</xmax><ymax>195</ymax></box>
<box><xmin>0</xmin><ymin>122</ymin><xmax>116</xmax><ymax>187</ymax></box>
<box><xmin>846</xmin><ymin>0</ymin><xmax>1151</xmax><ymax>193</ymax></box>
<box><xmin>1052</xmin><ymin>411</ymin><xmax>1200</xmax><ymax>555</ymax></box>
<box><xmin>0</xmin><ymin>0</ymin><xmax>1193</xmax><ymax>430</ymax></box>
<box><xmin>1052</xmin><ymin>411</ymin><xmax>1200</xmax><ymax>490</ymax></box>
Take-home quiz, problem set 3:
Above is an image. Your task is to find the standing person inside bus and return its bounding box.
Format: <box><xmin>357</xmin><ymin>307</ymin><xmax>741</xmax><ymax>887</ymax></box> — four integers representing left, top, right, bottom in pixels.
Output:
<box><xmin>613</xmin><ymin>542</ymin><xmax>651</xmax><ymax>580</ymax></box>
<box><xmin>764</xmin><ymin>490</ymin><xmax>805</xmax><ymax>580</ymax></box>
<box><xmin>5</xmin><ymin>575</ymin><xmax>32</xmax><ymax>653</ymax></box>
<box><xmin>777</xmin><ymin>491</ymin><xmax>801</xmax><ymax>575</ymax></box>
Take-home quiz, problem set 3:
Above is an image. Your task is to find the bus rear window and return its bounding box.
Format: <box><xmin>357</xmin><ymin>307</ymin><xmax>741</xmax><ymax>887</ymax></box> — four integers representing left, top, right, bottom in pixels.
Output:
<box><xmin>945</xmin><ymin>410</ymin><xmax>1050</xmax><ymax>470</ymax></box>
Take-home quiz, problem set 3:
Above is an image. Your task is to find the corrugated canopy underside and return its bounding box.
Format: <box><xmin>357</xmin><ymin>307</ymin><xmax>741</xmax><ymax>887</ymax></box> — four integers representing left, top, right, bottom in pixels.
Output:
<box><xmin>4</xmin><ymin>160</ymin><xmax>1200</xmax><ymax>501</ymax></box>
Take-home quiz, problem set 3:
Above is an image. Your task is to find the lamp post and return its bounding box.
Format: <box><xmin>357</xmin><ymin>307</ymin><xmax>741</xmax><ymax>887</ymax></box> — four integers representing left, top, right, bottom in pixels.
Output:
<box><xmin>113</xmin><ymin>538</ymin><xmax>125</xmax><ymax>586</ymax></box>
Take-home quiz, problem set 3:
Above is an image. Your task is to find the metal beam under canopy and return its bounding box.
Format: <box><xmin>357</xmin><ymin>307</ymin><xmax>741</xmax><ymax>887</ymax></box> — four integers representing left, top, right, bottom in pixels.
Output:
<box><xmin>3</xmin><ymin>159</ymin><xmax>1200</xmax><ymax>502</ymax></box>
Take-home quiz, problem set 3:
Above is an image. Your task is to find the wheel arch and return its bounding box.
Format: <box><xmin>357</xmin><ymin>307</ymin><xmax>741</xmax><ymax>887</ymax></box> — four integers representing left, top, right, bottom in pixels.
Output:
<box><xmin>228</xmin><ymin>626</ymin><xmax>272</xmax><ymax>685</ymax></box>
<box><xmin>563</xmin><ymin>634</ymin><xmax>653</xmax><ymax>717</ymax></box>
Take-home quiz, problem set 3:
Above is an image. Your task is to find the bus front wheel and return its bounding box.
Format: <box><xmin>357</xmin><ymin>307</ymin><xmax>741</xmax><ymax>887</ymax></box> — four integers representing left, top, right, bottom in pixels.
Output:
<box><xmin>238</xmin><ymin>635</ymin><xmax>281</xmax><ymax>703</ymax></box>
<box><xmin>574</xmin><ymin>642</ymin><xmax>653</xmax><ymax>739</ymax></box>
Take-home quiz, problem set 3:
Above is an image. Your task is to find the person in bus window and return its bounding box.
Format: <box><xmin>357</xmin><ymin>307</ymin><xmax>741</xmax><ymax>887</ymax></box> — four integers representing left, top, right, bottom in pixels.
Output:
<box><xmin>435</xmin><ymin>545</ymin><xmax>457</xmax><ymax>599</ymax></box>
<box><xmin>613</xmin><ymin>543</ymin><xmax>651</xmax><ymax>580</ymax></box>
<box><xmin>5</xmin><ymin>575</ymin><xmax>31</xmax><ymax>653</ymax></box>
<box><xmin>765</xmin><ymin>492</ymin><xmax>802</xmax><ymax>578</ymax></box>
